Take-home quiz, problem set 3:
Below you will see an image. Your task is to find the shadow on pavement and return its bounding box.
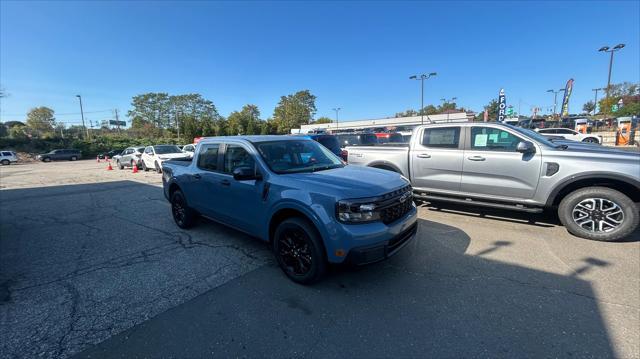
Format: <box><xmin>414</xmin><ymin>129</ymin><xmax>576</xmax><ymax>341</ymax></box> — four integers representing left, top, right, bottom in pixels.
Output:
<box><xmin>75</xmin><ymin>217</ymin><xmax>619</xmax><ymax>358</ymax></box>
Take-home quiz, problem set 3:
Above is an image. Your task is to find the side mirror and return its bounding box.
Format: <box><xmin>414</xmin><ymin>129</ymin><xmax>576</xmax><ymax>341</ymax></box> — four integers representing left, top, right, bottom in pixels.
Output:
<box><xmin>232</xmin><ymin>166</ymin><xmax>262</xmax><ymax>181</ymax></box>
<box><xmin>516</xmin><ymin>141</ymin><xmax>536</xmax><ymax>154</ymax></box>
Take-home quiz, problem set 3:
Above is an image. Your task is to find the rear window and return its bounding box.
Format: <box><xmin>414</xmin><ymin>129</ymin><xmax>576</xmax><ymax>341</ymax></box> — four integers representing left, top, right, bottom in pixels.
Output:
<box><xmin>421</xmin><ymin>127</ymin><xmax>461</xmax><ymax>148</ymax></box>
<box><xmin>315</xmin><ymin>136</ymin><xmax>341</xmax><ymax>154</ymax></box>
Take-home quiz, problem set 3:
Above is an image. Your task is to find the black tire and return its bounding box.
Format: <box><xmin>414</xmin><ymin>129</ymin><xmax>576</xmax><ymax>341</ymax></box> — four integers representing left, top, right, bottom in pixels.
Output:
<box><xmin>70</xmin><ymin>156</ymin><xmax>77</xmax><ymax>161</ymax></box>
<box><xmin>43</xmin><ymin>157</ymin><xmax>51</xmax><ymax>162</ymax></box>
<box><xmin>1</xmin><ymin>159</ymin><xmax>9</xmax><ymax>165</ymax></box>
<box><xmin>582</xmin><ymin>137</ymin><xmax>599</xmax><ymax>144</ymax></box>
<box><xmin>273</xmin><ymin>217</ymin><xmax>326</xmax><ymax>284</ymax></box>
<box><xmin>142</xmin><ymin>161</ymin><xmax>149</xmax><ymax>172</ymax></box>
<box><xmin>170</xmin><ymin>190</ymin><xmax>197</xmax><ymax>229</ymax></box>
<box><xmin>155</xmin><ymin>161</ymin><xmax>162</xmax><ymax>173</ymax></box>
<box><xmin>118</xmin><ymin>160</ymin><xmax>124</xmax><ymax>170</ymax></box>
<box><xmin>558</xmin><ymin>186</ymin><xmax>639</xmax><ymax>242</ymax></box>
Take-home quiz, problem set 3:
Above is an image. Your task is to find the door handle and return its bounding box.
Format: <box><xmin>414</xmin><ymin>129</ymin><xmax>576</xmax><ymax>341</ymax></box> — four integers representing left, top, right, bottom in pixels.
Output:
<box><xmin>220</xmin><ymin>179</ymin><xmax>231</xmax><ymax>186</ymax></box>
<box><xmin>416</xmin><ymin>153</ymin><xmax>431</xmax><ymax>158</ymax></box>
<box><xmin>193</xmin><ymin>174</ymin><xmax>201</xmax><ymax>180</ymax></box>
<box><xmin>468</xmin><ymin>156</ymin><xmax>486</xmax><ymax>161</ymax></box>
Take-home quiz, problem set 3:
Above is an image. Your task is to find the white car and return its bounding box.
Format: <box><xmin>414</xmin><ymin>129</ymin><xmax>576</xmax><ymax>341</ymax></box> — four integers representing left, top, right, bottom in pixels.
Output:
<box><xmin>141</xmin><ymin>145</ymin><xmax>188</xmax><ymax>173</ymax></box>
<box><xmin>181</xmin><ymin>144</ymin><xmax>196</xmax><ymax>158</ymax></box>
<box><xmin>536</xmin><ymin>128</ymin><xmax>602</xmax><ymax>144</ymax></box>
<box><xmin>0</xmin><ymin>150</ymin><xmax>18</xmax><ymax>165</ymax></box>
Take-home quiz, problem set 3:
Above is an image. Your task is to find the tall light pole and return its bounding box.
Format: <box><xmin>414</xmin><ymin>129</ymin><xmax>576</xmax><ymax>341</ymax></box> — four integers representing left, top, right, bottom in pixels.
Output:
<box><xmin>591</xmin><ymin>88</ymin><xmax>604</xmax><ymax>115</ymax></box>
<box><xmin>598</xmin><ymin>44</ymin><xmax>625</xmax><ymax>98</ymax></box>
<box><xmin>75</xmin><ymin>95</ymin><xmax>88</xmax><ymax>139</ymax></box>
<box><xmin>546</xmin><ymin>89</ymin><xmax>565</xmax><ymax>117</ymax></box>
<box><xmin>409</xmin><ymin>72</ymin><xmax>437</xmax><ymax>124</ymax></box>
<box><xmin>440</xmin><ymin>97</ymin><xmax>457</xmax><ymax>122</ymax></box>
<box><xmin>332</xmin><ymin>107</ymin><xmax>341</xmax><ymax>131</ymax></box>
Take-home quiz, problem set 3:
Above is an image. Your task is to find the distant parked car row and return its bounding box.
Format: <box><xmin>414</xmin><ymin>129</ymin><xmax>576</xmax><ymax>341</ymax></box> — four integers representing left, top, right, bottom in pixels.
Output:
<box><xmin>0</xmin><ymin>151</ymin><xmax>18</xmax><ymax>165</ymax></box>
<box><xmin>37</xmin><ymin>149</ymin><xmax>82</xmax><ymax>162</ymax></box>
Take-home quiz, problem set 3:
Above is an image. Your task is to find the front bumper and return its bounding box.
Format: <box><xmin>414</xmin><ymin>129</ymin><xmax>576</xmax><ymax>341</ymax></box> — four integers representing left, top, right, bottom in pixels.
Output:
<box><xmin>344</xmin><ymin>222</ymin><xmax>417</xmax><ymax>265</ymax></box>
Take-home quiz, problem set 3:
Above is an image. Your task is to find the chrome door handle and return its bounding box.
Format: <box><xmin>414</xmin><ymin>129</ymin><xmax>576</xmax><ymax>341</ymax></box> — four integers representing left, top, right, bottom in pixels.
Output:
<box><xmin>468</xmin><ymin>156</ymin><xmax>486</xmax><ymax>161</ymax></box>
<box><xmin>416</xmin><ymin>153</ymin><xmax>431</xmax><ymax>158</ymax></box>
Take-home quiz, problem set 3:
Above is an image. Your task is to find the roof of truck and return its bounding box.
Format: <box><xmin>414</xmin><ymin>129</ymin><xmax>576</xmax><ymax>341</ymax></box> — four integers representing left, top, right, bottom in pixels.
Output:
<box><xmin>199</xmin><ymin>135</ymin><xmax>314</xmax><ymax>144</ymax></box>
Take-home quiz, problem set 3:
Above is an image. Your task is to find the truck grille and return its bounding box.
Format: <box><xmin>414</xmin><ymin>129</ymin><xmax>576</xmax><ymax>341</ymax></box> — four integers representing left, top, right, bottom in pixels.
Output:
<box><xmin>378</xmin><ymin>185</ymin><xmax>413</xmax><ymax>225</ymax></box>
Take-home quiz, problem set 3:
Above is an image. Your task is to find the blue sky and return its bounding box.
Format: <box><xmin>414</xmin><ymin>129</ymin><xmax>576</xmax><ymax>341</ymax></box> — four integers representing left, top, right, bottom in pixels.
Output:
<box><xmin>1</xmin><ymin>1</ymin><xmax>638</xmax><ymax>127</ymax></box>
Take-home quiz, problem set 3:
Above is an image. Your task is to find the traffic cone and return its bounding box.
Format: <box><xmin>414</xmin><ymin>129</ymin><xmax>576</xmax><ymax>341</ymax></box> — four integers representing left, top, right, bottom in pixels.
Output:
<box><xmin>96</xmin><ymin>155</ymin><xmax>100</xmax><ymax>163</ymax></box>
<box><xmin>106</xmin><ymin>161</ymin><xmax>113</xmax><ymax>171</ymax></box>
<box><xmin>132</xmin><ymin>162</ymin><xmax>138</xmax><ymax>173</ymax></box>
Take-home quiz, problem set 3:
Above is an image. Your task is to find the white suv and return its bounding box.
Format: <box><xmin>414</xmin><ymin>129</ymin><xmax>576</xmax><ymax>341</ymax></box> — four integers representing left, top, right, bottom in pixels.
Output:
<box><xmin>141</xmin><ymin>145</ymin><xmax>187</xmax><ymax>173</ymax></box>
<box><xmin>536</xmin><ymin>128</ymin><xmax>602</xmax><ymax>144</ymax></box>
<box><xmin>181</xmin><ymin>144</ymin><xmax>196</xmax><ymax>158</ymax></box>
<box><xmin>0</xmin><ymin>151</ymin><xmax>18</xmax><ymax>165</ymax></box>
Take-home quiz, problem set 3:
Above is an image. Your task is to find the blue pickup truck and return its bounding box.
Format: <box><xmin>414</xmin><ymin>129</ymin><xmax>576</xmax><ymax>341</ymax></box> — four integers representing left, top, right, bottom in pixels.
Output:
<box><xmin>162</xmin><ymin>136</ymin><xmax>417</xmax><ymax>284</ymax></box>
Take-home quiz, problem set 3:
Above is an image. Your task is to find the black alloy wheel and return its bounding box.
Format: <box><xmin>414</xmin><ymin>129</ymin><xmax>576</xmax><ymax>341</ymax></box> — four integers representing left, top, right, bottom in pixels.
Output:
<box><xmin>273</xmin><ymin>218</ymin><xmax>326</xmax><ymax>284</ymax></box>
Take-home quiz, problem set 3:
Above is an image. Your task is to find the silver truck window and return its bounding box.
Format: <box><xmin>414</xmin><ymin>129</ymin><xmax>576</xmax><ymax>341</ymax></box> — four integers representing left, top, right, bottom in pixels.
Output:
<box><xmin>421</xmin><ymin>127</ymin><xmax>460</xmax><ymax>148</ymax></box>
<box><xmin>471</xmin><ymin>127</ymin><xmax>522</xmax><ymax>152</ymax></box>
<box><xmin>197</xmin><ymin>144</ymin><xmax>220</xmax><ymax>171</ymax></box>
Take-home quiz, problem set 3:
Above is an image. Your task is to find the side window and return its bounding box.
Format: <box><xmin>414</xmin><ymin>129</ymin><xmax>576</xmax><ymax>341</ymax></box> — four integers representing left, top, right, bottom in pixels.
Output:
<box><xmin>196</xmin><ymin>144</ymin><xmax>220</xmax><ymax>171</ymax></box>
<box><xmin>224</xmin><ymin>145</ymin><xmax>255</xmax><ymax>173</ymax></box>
<box><xmin>470</xmin><ymin>127</ymin><xmax>522</xmax><ymax>152</ymax></box>
<box><xmin>1</xmin><ymin>152</ymin><xmax>11</xmax><ymax>156</ymax></box>
<box><xmin>145</xmin><ymin>147</ymin><xmax>153</xmax><ymax>154</ymax></box>
<box><xmin>421</xmin><ymin>127</ymin><xmax>460</xmax><ymax>148</ymax></box>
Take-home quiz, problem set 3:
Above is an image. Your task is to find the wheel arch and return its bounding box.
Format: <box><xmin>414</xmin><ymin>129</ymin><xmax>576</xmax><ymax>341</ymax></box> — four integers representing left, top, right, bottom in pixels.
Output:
<box><xmin>367</xmin><ymin>161</ymin><xmax>404</xmax><ymax>175</ymax></box>
<box><xmin>268</xmin><ymin>207</ymin><xmax>324</xmax><ymax>245</ymax></box>
<box><xmin>547</xmin><ymin>174</ymin><xmax>640</xmax><ymax>207</ymax></box>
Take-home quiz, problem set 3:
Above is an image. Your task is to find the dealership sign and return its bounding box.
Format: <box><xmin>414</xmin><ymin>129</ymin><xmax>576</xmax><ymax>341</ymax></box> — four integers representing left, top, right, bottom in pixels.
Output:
<box><xmin>497</xmin><ymin>89</ymin><xmax>506</xmax><ymax>121</ymax></box>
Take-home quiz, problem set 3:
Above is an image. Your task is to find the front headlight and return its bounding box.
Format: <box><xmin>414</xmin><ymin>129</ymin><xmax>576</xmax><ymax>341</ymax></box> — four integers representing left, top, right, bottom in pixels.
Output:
<box><xmin>337</xmin><ymin>200</ymin><xmax>381</xmax><ymax>223</ymax></box>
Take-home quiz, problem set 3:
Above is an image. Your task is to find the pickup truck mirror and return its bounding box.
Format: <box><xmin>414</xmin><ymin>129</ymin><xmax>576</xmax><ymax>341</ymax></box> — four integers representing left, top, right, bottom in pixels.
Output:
<box><xmin>232</xmin><ymin>166</ymin><xmax>262</xmax><ymax>181</ymax></box>
<box><xmin>516</xmin><ymin>141</ymin><xmax>536</xmax><ymax>154</ymax></box>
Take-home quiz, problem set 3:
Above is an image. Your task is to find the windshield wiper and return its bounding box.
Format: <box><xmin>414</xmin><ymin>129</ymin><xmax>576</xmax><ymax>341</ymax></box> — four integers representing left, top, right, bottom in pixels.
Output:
<box><xmin>311</xmin><ymin>164</ymin><xmax>343</xmax><ymax>172</ymax></box>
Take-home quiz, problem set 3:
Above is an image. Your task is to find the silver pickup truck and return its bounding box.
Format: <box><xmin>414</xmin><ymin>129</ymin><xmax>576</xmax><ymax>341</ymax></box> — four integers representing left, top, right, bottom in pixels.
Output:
<box><xmin>347</xmin><ymin>122</ymin><xmax>640</xmax><ymax>242</ymax></box>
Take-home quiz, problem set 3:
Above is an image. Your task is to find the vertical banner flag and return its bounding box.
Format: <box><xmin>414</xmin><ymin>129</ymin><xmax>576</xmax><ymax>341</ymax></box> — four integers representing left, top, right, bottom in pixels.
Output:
<box><xmin>497</xmin><ymin>89</ymin><xmax>506</xmax><ymax>121</ymax></box>
<box><xmin>560</xmin><ymin>78</ymin><xmax>574</xmax><ymax>118</ymax></box>
<box><xmin>483</xmin><ymin>110</ymin><xmax>488</xmax><ymax>122</ymax></box>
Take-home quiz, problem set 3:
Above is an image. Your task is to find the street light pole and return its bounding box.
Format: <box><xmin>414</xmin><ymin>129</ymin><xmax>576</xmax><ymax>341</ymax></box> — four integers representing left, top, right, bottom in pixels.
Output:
<box><xmin>598</xmin><ymin>44</ymin><xmax>625</xmax><ymax>98</ymax></box>
<box><xmin>409</xmin><ymin>72</ymin><xmax>437</xmax><ymax>124</ymax></box>
<box><xmin>592</xmin><ymin>88</ymin><xmax>604</xmax><ymax>115</ymax></box>
<box><xmin>76</xmin><ymin>95</ymin><xmax>88</xmax><ymax>139</ymax></box>
<box><xmin>546</xmin><ymin>89</ymin><xmax>565</xmax><ymax>117</ymax></box>
<box><xmin>332</xmin><ymin>107</ymin><xmax>341</xmax><ymax>131</ymax></box>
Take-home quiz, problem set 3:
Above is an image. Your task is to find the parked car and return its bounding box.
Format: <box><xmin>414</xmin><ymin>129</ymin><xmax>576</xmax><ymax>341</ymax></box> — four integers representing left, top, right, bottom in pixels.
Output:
<box><xmin>336</xmin><ymin>133</ymin><xmax>379</xmax><ymax>147</ymax></box>
<box><xmin>161</xmin><ymin>136</ymin><xmax>417</xmax><ymax>284</ymax></box>
<box><xmin>536</xmin><ymin>128</ymin><xmax>602</xmax><ymax>144</ymax></box>
<box><xmin>182</xmin><ymin>144</ymin><xmax>196</xmax><ymax>158</ymax></box>
<box><xmin>36</xmin><ymin>149</ymin><xmax>82</xmax><ymax>162</ymax></box>
<box><xmin>116</xmin><ymin>146</ymin><xmax>145</xmax><ymax>169</ymax></box>
<box><xmin>0</xmin><ymin>150</ymin><xmax>18</xmax><ymax>165</ymax></box>
<box><xmin>141</xmin><ymin>145</ymin><xmax>188</xmax><ymax>173</ymax></box>
<box><xmin>97</xmin><ymin>149</ymin><xmax>123</xmax><ymax>159</ymax></box>
<box><xmin>347</xmin><ymin>122</ymin><xmax>640</xmax><ymax>242</ymax></box>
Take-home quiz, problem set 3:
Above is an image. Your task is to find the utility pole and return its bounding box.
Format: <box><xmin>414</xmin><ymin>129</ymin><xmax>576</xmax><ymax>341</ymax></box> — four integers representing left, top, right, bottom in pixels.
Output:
<box><xmin>175</xmin><ymin>111</ymin><xmax>181</xmax><ymax>142</ymax></box>
<box><xmin>332</xmin><ymin>107</ymin><xmax>341</xmax><ymax>131</ymax></box>
<box><xmin>546</xmin><ymin>89</ymin><xmax>565</xmax><ymax>117</ymax></box>
<box><xmin>598</xmin><ymin>44</ymin><xmax>625</xmax><ymax>99</ymax></box>
<box><xmin>409</xmin><ymin>72</ymin><xmax>437</xmax><ymax>124</ymax></box>
<box><xmin>592</xmin><ymin>88</ymin><xmax>604</xmax><ymax>115</ymax></box>
<box><xmin>76</xmin><ymin>95</ymin><xmax>88</xmax><ymax>139</ymax></box>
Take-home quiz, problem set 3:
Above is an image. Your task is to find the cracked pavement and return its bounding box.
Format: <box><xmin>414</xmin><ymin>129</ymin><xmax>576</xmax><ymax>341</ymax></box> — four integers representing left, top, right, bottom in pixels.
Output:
<box><xmin>1</xmin><ymin>161</ymin><xmax>639</xmax><ymax>358</ymax></box>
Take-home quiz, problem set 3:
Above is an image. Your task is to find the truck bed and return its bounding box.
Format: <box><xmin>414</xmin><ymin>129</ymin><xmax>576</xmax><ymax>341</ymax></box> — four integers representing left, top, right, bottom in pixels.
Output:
<box><xmin>345</xmin><ymin>145</ymin><xmax>409</xmax><ymax>176</ymax></box>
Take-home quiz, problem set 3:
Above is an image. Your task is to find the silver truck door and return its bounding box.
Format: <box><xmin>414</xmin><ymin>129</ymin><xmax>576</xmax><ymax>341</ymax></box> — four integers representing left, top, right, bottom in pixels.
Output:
<box><xmin>410</xmin><ymin>126</ymin><xmax>464</xmax><ymax>192</ymax></box>
<box><xmin>461</xmin><ymin>126</ymin><xmax>542</xmax><ymax>199</ymax></box>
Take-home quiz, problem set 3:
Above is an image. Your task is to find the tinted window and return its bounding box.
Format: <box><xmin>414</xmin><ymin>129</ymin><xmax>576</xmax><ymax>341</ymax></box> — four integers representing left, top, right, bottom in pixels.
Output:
<box><xmin>471</xmin><ymin>127</ymin><xmax>522</xmax><ymax>151</ymax></box>
<box><xmin>197</xmin><ymin>144</ymin><xmax>220</xmax><ymax>171</ymax></box>
<box><xmin>538</xmin><ymin>129</ymin><xmax>555</xmax><ymax>134</ymax></box>
<box><xmin>1</xmin><ymin>152</ymin><xmax>12</xmax><ymax>156</ymax></box>
<box><xmin>154</xmin><ymin>145</ymin><xmax>182</xmax><ymax>154</ymax></box>
<box><xmin>421</xmin><ymin>127</ymin><xmax>460</xmax><ymax>148</ymax></box>
<box><xmin>556</xmin><ymin>129</ymin><xmax>574</xmax><ymax>134</ymax></box>
<box><xmin>145</xmin><ymin>147</ymin><xmax>153</xmax><ymax>154</ymax></box>
<box><xmin>224</xmin><ymin>145</ymin><xmax>255</xmax><ymax>173</ymax></box>
<box><xmin>315</xmin><ymin>136</ymin><xmax>341</xmax><ymax>154</ymax></box>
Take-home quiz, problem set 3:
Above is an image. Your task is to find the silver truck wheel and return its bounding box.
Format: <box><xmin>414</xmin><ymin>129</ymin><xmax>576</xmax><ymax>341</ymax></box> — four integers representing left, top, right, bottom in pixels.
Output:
<box><xmin>559</xmin><ymin>186</ymin><xmax>638</xmax><ymax>241</ymax></box>
<box><xmin>1</xmin><ymin>159</ymin><xmax>10</xmax><ymax>165</ymax></box>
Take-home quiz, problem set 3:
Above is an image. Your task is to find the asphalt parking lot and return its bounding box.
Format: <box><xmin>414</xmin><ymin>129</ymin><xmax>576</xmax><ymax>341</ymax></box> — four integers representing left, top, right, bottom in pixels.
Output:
<box><xmin>1</xmin><ymin>160</ymin><xmax>638</xmax><ymax>358</ymax></box>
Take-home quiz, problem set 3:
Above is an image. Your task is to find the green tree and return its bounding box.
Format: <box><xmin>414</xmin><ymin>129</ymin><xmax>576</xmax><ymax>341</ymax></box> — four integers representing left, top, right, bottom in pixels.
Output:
<box><xmin>26</xmin><ymin>106</ymin><xmax>56</xmax><ymax>136</ymax></box>
<box><xmin>614</xmin><ymin>102</ymin><xmax>640</xmax><ymax>117</ymax></box>
<box><xmin>127</xmin><ymin>93</ymin><xmax>172</xmax><ymax>128</ymax></box>
<box><xmin>8</xmin><ymin>125</ymin><xmax>29</xmax><ymax>139</ymax></box>
<box><xmin>312</xmin><ymin>117</ymin><xmax>333</xmax><ymax>124</ymax></box>
<box><xmin>227</xmin><ymin>104</ymin><xmax>261</xmax><ymax>135</ymax></box>
<box><xmin>0</xmin><ymin>123</ymin><xmax>7</xmax><ymax>137</ymax></box>
<box><xmin>481</xmin><ymin>99</ymin><xmax>499</xmax><ymax>121</ymax></box>
<box><xmin>582</xmin><ymin>101</ymin><xmax>596</xmax><ymax>114</ymax></box>
<box><xmin>272</xmin><ymin>90</ymin><xmax>317</xmax><ymax>133</ymax></box>
<box><xmin>395</xmin><ymin>109</ymin><xmax>418</xmax><ymax>117</ymax></box>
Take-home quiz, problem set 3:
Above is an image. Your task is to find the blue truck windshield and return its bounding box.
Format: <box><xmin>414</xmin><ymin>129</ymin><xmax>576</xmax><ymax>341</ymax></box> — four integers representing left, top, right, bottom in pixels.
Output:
<box><xmin>255</xmin><ymin>140</ymin><xmax>344</xmax><ymax>174</ymax></box>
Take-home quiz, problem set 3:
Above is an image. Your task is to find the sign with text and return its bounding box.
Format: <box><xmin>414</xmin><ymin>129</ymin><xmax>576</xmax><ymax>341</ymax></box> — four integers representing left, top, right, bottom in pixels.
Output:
<box><xmin>109</xmin><ymin>120</ymin><xmax>126</xmax><ymax>127</ymax></box>
<box><xmin>497</xmin><ymin>89</ymin><xmax>506</xmax><ymax>121</ymax></box>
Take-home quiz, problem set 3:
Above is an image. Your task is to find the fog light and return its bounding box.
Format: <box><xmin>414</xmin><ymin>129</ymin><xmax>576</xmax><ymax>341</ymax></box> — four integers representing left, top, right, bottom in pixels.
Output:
<box><xmin>335</xmin><ymin>249</ymin><xmax>346</xmax><ymax>257</ymax></box>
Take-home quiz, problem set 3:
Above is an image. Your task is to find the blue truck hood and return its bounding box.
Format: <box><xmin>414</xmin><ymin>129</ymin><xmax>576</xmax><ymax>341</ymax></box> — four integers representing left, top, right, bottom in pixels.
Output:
<box><xmin>283</xmin><ymin>165</ymin><xmax>408</xmax><ymax>199</ymax></box>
